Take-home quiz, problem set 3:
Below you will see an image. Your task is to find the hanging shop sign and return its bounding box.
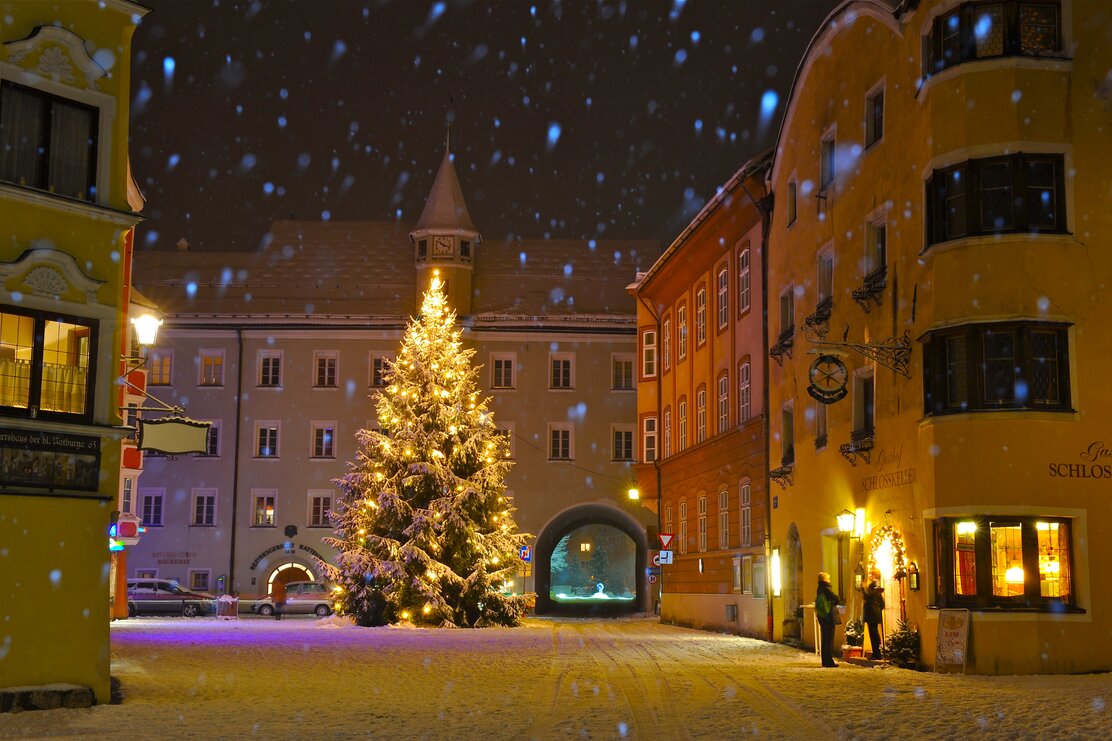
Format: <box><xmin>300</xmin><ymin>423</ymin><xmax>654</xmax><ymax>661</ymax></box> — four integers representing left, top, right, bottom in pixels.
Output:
<box><xmin>0</xmin><ymin>427</ymin><xmax>100</xmax><ymax>493</ymax></box>
<box><xmin>806</xmin><ymin>355</ymin><xmax>849</xmax><ymax>404</ymax></box>
<box><xmin>137</xmin><ymin>416</ymin><xmax>211</xmax><ymax>455</ymax></box>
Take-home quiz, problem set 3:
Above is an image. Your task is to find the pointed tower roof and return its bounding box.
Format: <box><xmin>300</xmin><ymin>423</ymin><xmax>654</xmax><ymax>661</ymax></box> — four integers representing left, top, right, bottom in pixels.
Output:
<box><xmin>412</xmin><ymin>149</ymin><xmax>478</xmax><ymax>235</ymax></box>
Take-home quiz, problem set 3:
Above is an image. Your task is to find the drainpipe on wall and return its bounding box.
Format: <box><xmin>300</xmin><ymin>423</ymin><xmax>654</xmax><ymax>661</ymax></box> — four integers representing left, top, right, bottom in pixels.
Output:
<box><xmin>228</xmin><ymin>328</ymin><xmax>244</xmax><ymax>592</ymax></box>
<box><xmin>755</xmin><ymin>187</ymin><xmax>775</xmax><ymax>641</ymax></box>
<box><xmin>635</xmin><ymin>291</ymin><xmax>663</xmax><ymax>616</ymax></box>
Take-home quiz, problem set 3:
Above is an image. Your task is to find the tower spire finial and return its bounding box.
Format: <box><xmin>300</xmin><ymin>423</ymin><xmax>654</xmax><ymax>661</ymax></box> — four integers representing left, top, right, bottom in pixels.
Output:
<box><xmin>446</xmin><ymin>89</ymin><xmax>455</xmax><ymax>153</ymax></box>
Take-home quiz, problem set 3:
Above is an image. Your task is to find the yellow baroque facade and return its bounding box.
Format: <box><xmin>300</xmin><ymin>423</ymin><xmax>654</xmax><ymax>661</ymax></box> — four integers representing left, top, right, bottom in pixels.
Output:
<box><xmin>767</xmin><ymin>0</ymin><xmax>1112</xmax><ymax>673</ymax></box>
<box><xmin>1</xmin><ymin>1</ymin><xmax>146</xmax><ymax>703</ymax></box>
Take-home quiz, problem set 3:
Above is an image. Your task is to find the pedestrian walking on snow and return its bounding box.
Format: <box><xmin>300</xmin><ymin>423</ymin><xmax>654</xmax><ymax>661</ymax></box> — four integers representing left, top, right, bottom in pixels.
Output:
<box><xmin>815</xmin><ymin>572</ymin><xmax>842</xmax><ymax>668</ymax></box>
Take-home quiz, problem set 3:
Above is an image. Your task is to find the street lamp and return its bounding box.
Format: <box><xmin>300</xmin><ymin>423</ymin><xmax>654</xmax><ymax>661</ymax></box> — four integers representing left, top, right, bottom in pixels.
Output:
<box><xmin>130</xmin><ymin>313</ymin><xmax>163</xmax><ymax>348</ymax></box>
<box><xmin>835</xmin><ymin>510</ymin><xmax>856</xmax><ymax>597</ymax></box>
<box><xmin>627</xmin><ymin>487</ymin><xmax>640</xmax><ymax>501</ymax></box>
<box><xmin>836</xmin><ymin>509</ymin><xmax>856</xmax><ymax>534</ymax></box>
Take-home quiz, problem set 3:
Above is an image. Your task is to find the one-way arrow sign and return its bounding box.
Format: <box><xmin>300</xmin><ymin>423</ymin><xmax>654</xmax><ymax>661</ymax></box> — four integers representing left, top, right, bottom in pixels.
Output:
<box><xmin>658</xmin><ymin>532</ymin><xmax>674</xmax><ymax>550</ymax></box>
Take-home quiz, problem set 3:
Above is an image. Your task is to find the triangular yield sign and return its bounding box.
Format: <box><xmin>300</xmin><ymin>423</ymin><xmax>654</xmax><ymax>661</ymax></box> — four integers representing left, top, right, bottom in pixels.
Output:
<box><xmin>658</xmin><ymin>533</ymin><xmax>674</xmax><ymax>549</ymax></box>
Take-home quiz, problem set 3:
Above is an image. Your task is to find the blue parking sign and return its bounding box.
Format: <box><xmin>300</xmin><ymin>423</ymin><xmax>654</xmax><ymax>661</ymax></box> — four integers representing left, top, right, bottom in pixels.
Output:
<box><xmin>520</xmin><ymin>545</ymin><xmax>532</xmax><ymax>562</ymax></box>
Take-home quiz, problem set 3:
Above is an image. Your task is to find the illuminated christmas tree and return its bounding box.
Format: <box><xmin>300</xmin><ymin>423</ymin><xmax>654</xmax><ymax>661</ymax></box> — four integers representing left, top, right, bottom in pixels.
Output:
<box><xmin>326</xmin><ymin>274</ymin><xmax>529</xmax><ymax>627</ymax></box>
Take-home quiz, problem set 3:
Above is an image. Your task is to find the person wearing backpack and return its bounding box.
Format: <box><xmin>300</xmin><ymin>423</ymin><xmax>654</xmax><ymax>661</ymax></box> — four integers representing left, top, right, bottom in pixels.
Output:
<box><xmin>815</xmin><ymin>572</ymin><xmax>842</xmax><ymax>667</ymax></box>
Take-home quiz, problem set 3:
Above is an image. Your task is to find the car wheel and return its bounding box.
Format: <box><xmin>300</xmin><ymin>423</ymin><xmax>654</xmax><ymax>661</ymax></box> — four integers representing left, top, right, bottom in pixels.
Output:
<box><xmin>128</xmin><ymin>603</ymin><xmax>137</xmax><ymax>618</ymax></box>
<box><xmin>258</xmin><ymin>604</ymin><xmax>274</xmax><ymax>617</ymax></box>
<box><xmin>315</xmin><ymin>604</ymin><xmax>332</xmax><ymax>617</ymax></box>
<box><xmin>182</xmin><ymin>603</ymin><xmax>200</xmax><ymax>618</ymax></box>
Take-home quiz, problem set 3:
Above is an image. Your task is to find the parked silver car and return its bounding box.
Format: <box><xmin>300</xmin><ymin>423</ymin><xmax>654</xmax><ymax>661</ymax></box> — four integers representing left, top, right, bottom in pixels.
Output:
<box><xmin>254</xmin><ymin>581</ymin><xmax>335</xmax><ymax>617</ymax></box>
<box><xmin>126</xmin><ymin>579</ymin><xmax>215</xmax><ymax>617</ymax></box>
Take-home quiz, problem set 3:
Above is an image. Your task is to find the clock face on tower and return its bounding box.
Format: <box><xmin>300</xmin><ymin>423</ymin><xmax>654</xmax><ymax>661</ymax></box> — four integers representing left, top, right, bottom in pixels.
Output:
<box><xmin>432</xmin><ymin>236</ymin><xmax>454</xmax><ymax>257</ymax></box>
<box><xmin>807</xmin><ymin>354</ymin><xmax>849</xmax><ymax>404</ymax></box>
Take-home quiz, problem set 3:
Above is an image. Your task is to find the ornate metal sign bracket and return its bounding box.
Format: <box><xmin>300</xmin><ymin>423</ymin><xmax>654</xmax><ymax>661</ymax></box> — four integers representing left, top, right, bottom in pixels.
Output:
<box><xmin>802</xmin><ymin>324</ymin><xmax>912</xmax><ymax>379</ymax></box>
<box><xmin>768</xmin><ymin>465</ymin><xmax>794</xmax><ymax>489</ymax></box>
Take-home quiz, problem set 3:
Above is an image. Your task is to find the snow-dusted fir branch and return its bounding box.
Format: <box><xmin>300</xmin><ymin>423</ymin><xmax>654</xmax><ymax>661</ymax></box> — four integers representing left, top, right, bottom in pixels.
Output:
<box><xmin>325</xmin><ymin>273</ymin><xmax>531</xmax><ymax>627</ymax></box>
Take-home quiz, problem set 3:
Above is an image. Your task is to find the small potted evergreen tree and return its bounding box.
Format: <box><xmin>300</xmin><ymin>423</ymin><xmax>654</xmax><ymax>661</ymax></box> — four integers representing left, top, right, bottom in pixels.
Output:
<box><xmin>885</xmin><ymin>618</ymin><xmax>922</xmax><ymax>669</ymax></box>
<box><xmin>842</xmin><ymin>619</ymin><xmax>865</xmax><ymax>659</ymax></box>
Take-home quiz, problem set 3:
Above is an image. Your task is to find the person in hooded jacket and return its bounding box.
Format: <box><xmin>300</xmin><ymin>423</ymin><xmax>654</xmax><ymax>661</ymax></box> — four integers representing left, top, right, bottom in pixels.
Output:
<box><xmin>815</xmin><ymin>572</ymin><xmax>842</xmax><ymax>667</ymax></box>
<box><xmin>862</xmin><ymin>570</ymin><xmax>886</xmax><ymax>659</ymax></box>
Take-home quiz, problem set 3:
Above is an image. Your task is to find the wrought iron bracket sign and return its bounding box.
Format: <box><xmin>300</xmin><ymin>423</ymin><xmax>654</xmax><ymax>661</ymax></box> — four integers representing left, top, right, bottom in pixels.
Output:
<box><xmin>768</xmin><ymin>465</ymin><xmax>794</xmax><ymax>488</ymax></box>
<box><xmin>839</xmin><ymin>431</ymin><xmax>875</xmax><ymax>467</ymax></box>
<box><xmin>851</xmin><ymin>268</ymin><xmax>887</xmax><ymax>313</ymax></box>
<box><xmin>803</xmin><ymin>324</ymin><xmax>912</xmax><ymax>379</ymax></box>
<box><xmin>768</xmin><ymin>330</ymin><xmax>794</xmax><ymax>367</ymax></box>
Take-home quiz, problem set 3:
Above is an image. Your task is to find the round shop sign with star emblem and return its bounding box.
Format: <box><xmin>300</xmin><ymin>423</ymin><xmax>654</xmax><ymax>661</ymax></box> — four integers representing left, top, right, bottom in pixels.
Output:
<box><xmin>807</xmin><ymin>354</ymin><xmax>849</xmax><ymax>404</ymax></box>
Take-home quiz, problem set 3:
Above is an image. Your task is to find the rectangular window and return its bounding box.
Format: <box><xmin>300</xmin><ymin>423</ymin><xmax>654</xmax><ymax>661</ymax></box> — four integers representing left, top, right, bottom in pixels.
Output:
<box><xmin>198</xmin><ymin>421</ymin><xmax>220</xmax><ymax>457</ymax></box>
<box><xmin>679</xmin><ymin>500</ymin><xmax>688</xmax><ymax>555</ymax></box>
<box><xmin>613</xmin><ymin>427</ymin><xmax>634</xmax><ymax>461</ymax></box>
<box><xmin>612</xmin><ymin>355</ymin><xmax>634</xmax><ymax>390</ymax></box>
<box><xmin>314</xmin><ymin>352</ymin><xmax>338</xmax><ymax>388</ymax></box>
<box><xmin>662</xmin><ymin>318</ymin><xmax>672</xmax><ymax>372</ymax></box>
<box><xmin>697</xmin><ymin>496</ymin><xmax>707</xmax><ymax>553</ymax></box>
<box><xmin>253</xmin><ymin>492</ymin><xmax>276</xmax><ymax>527</ymax></box>
<box><xmin>370</xmin><ymin>353</ymin><xmax>393</xmax><ymax>388</ymax></box>
<box><xmin>818</xmin><ymin>252</ymin><xmax>834</xmax><ymax>304</ymax></box>
<box><xmin>717</xmin><ymin>374</ymin><xmax>729</xmax><ymax>434</ymax></box>
<box><xmin>309</xmin><ymin>493</ymin><xmax>332</xmax><ymax>527</ymax></box>
<box><xmin>854</xmin><ymin>375</ymin><xmax>875</xmax><ymax>436</ymax></box>
<box><xmin>256</xmin><ymin>422</ymin><xmax>279</xmax><ymax>458</ymax></box>
<box><xmin>719</xmin><ymin>489</ymin><xmax>729</xmax><ymax>550</ymax></box>
<box><xmin>663</xmin><ymin>408</ymin><xmax>672</xmax><ymax>458</ymax></box>
<box><xmin>191</xmin><ymin>489</ymin><xmax>216</xmax><ymax>527</ymax></box>
<box><xmin>188</xmin><ymin>570</ymin><xmax>211</xmax><ymax>592</ymax></box>
<box><xmin>928</xmin><ymin>154</ymin><xmax>1066</xmax><ymax>246</ymax></box>
<box><xmin>740</xmin><ymin>482</ymin><xmax>752</xmax><ymax>547</ymax></box>
<box><xmin>0</xmin><ymin>81</ymin><xmax>98</xmax><ymax>200</ymax></box>
<box><xmin>781</xmin><ymin>405</ymin><xmax>794</xmax><ymax>466</ymax></box>
<box><xmin>549</xmin><ymin>425</ymin><xmax>572</xmax><ymax>460</ymax></box>
<box><xmin>866</xmin><ymin>221</ymin><xmax>887</xmax><ymax>278</ymax></box>
<box><xmin>677</xmin><ymin>305</ymin><xmax>688</xmax><ymax>361</ymax></box>
<box><xmin>937</xmin><ymin>516</ymin><xmax>1073</xmax><ymax>609</ymax></box>
<box><xmin>716</xmin><ymin>268</ymin><xmax>729</xmax><ymax>329</ymax></box>
<box><xmin>460</xmin><ymin>240</ymin><xmax>471</xmax><ymax>259</ymax></box>
<box><xmin>924</xmin><ymin>322</ymin><xmax>1070</xmax><ymax>415</ymax></box>
<box><xmin>738</xmin><ymin>246</ymin><xmax>752</xmax><ymax>314</ymax></box>
<box><xmin>312</xmin><ymin>423</ymin><xmax>336</xmax><ymax>458</ymax></box>
<box><xmin>866</xmin><ymin>87</ymin><xmax>884</xmax><ymax>147</ymax></box>
<box><xmin>787</xmin><ymin>182</ymin><xmax>797</xmax><ymax>226</ymax></box>
<box><xmin>738</xmin><ymin>361</ymin><xmax>752</xmax><ymax>423</ymax></box>
<box><xmin>149</xmin><ymin>350</ymin><xmax>172</xmax><ymax>386</ymax></box>
<box><xmin>199</xmin><ymin>350</ymin><xmax>224</xmax><ymax>386</ymax></box>
<box><xmin>417</xmin><ymin>239</ymin><xmax>427</xmax><ymax>258</ymax></box>
<box><xmin>925</xmin><ymin>1</ymin><xmax>1061</xmax><ymax>75</ymax></box>
<box><xmin>742</xmin><ymin>555</ymin><xmax>754</xmax><ymax>594</ymax></box>
<box><xmin>122</xmin><ymin>478</ymin><xmax>134</xmax><ymax>514</ymax></box>
<box><xmin>0</xmin><ymin>307</ymin><xmax>95</xmax><ymax>418</ymax></box>
<box><xmin>642</xmin><ymin>417</ymin><xmax>657</xmax><ymax>463</ymax></box>
<box><xmin>550</xmin><ymin>355</ymin><xmax>574</xmax><ymax>389</ymax></box>
<box><xmin>779</xmin><ymin>289</ymin><xmax>795</xmax><ymax>340</ymax></box>
<box><xmin>641</xmin><ymin>330</ymin><xmax>657</xmax><ymax>378</ymax></box>
<box><xmin>815</xmin><ymin>402</ymin><xmax>828</xmax><ymax>448</ymax></box>
<box><xmin>259</xmin><ymin>353</ymin><xmax>281</xmax><ymax>387</ymax></box>
<box><xmin>820</xmin><ymin>135</ymin><xmax>835</xmax><ymax>190</ymax></box>
<box><xmin>695</xmin><ymin>286</ymin><xmax>707</xmax><ymax>345</ymax></box>
<box><xmin>696</xmin><ymin>386</ymin><xmax>707</xmax><ymax>444</ymax></box>
<box><xmin>496</xmin><ymin>423</ymin><xmax>515</xmax><ymax>459</ymax></box>
<box><xmin>491</xmin><ymin>355</ymin><xmax>514</xmax><ymax>389</ymax></box>
<box><xmin>678</xmin><ymin>399</ymin><xmax>688</xmax><ymax>451</ymax></box>
<box><xmin>664</xmin><ymin>504</ymin><xmax>673</xmax><ymax>538</ymax></box>
<box><xmin>141</xmin><ymin>491</ymin><xmax>163</xmax><ymax>526</ymax></box>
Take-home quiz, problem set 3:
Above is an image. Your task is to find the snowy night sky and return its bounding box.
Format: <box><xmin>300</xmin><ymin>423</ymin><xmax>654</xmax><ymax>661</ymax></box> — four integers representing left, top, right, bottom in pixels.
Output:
<box><xmin>128</xmin><ymin>0</ymin><xmax>840</xmax><ymax>252</ymax></box>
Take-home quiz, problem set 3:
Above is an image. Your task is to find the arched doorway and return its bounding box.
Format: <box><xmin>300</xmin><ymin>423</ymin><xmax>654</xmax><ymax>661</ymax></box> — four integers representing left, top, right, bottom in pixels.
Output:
<box><xmin>266</xmin><ymin>561</ymin><xmax>314</xmax><ymax>595</ymax></box>
<box><xmin>783</xmin><ymin>523</ymin><xmax>804</xmax><ymax>640</ymax></box>
<box><xmin>534</xmin><ymin>503</ymin><xmax>648</xmax><ymax>616</ymax></box>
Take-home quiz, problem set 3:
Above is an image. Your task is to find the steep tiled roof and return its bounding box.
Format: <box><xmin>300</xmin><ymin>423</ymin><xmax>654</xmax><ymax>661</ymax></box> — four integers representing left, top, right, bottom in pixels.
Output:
<box><xmin>411</xmin><ymin>150</ymin><xmax>477</xmax><ymax>235</ymax></box>
<box><xmin>133</xmin><ymin>221</ymin><xmax>659</xmax><ymax>325</ymax></box>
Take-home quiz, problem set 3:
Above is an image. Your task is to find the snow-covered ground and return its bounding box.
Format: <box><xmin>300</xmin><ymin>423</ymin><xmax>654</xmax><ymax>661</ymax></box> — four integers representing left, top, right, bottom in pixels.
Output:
<box><xmin>2</xmin><ymin>615</ymin><xmax>1110</xmax><ymax>740</ymax></box>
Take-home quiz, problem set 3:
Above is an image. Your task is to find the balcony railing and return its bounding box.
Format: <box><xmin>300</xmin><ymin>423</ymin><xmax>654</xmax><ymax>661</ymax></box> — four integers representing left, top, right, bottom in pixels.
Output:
<box><xmin>852</xmin><ymin>268</ymin><xmax>886</xmax><ymax>313</ymax></box>
<box><xmin>769</xmin><ymin>327</ymin><xmax>794</xmax><ymax>367</ymax></box>
<box><xmin>839</xmin><ymin>428</ymin><xmax>875</xmax><ymax>466</ymax></box>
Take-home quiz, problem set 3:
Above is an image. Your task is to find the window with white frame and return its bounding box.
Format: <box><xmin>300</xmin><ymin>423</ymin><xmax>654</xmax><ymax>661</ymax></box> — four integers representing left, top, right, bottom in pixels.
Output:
<box><xmin>738</xmin><ymin>361</ymin><xmax>752</xmax><ymax>423</ymax></box>
<box><xmin>258</xmin><ymin>352</ymin><xmax>282</xmax><ymax>387</ymax></box>
<box><xmin>141</xmin><ymin>489</ymin><xmax>164</xmax><ymax>526</ymax></box>
<box><xmin>740</xmin><ymin>481</ymin><xmax>752</xmax><ymax>547</ymax></box>
<box><xmin>548</xmin><ymin>424</ymin><xmax>572</xmax><ymax>460</ymax></box>
<box><xmin>612</xmin><ymin>426</ymin><xmax>634</xmax><ymax>461</ymax></box>
<box><xmin>198</xmin><ymin>420</ymin><xmax>220</xmax><ymax>457</ymax></box>
<box><xmin>253</xmin><ymin>490</ymin><xmax>276</xmax><ymax>527</ymax></box>
<box><xmin>742</xmin><ymin>554</ymin><xmax>753</xmax><ymax>594</ymax></box>
<box><xmin>677</xmin><ymin>304</ymin><xmax>688</xmax><ymax>361</ymax></box>
<box><xmin>496</xmin><ymin>423</ymin><xmax>515</xmax><ymax>459</ymax></box>
<box><xmin>492</xmin><ymin>353</ymin><xmax>515</xmax><ymax>389</ymax></box>
<box><xmin>678</xmin><ymin>398</ymin><xmax>688</xmax><ymax>451</ymax></box>
<box><xmin>738</xmin><ymin>244</ymin><xmax>752</xmax><ymax>315</ymax></box>
<box><xmin>866</xmin><ymin>83</ymin><xmax>884</xmax><ymax>148</ymax></box>
<box><xmin>256</xmin><ymin>421</ymin><xmax>279</xmax><ymax>458</ymax></box>
<box><xmin>641</xmin><ymin>329</ymin><xmax>657</xmax><ymax>378</ymax></box>
<box><xmin>679</xmin><ymin>500</ymin><xmax>689</xmax><ymax>555</ymax></box>
<box><xmin>312</xmin><ymin>422</ymin><xmax>336</xmax><ymax>458</ymax></box>
<box><xmin>188</xmin><ymin>570</ymin><xmax>211</xmax><ymax>592</ymax></box>
<box><xmin>550</xmin><ymin>353</ymin><xmax>574</xmax><ymax>389</ymax></box>
<box><xmin>663</xmin><ymin>407</ymin><xmax>672</xmax><ymax>458</ymax></box>
<box><xmin>199</xmin><ymin>349</ymin><xmax>224</xmax><ymax>386</ymax></box>
<box><xmin>642</xmin><ymin>417</ymin><xmax>657</xmax><ymax>463</ymax></box>
<box><xmin>611</xmin><ymin>354</ymin><xmax>634</xmax><ymax>390</ymax></box>
<box><xmin>191</xmin><ymin>488</ymin><xmax>216</xmax><ymax>527</ymax></box>
<box><xmin>663</xmin><ymin>317</ymin><xmax>672</xmax><ymax>372</ymax></box>
<box><xmin>664</xmin><ymin>504</ymin><xmax>673</xmax><ymax>540</ymax></box>
<box><xmin>122</xmin><ymin>477</ymin><xmax>134</xmax><ymax>515</ymax></box>
<box><xmin>717</xmin><ymin>267</ymin><xmax>729</xmax><ymax>329</ymax></box>
<box><xmin>314</xmin><ymin>351</ymin><xmax>338</xmax><ymax>388</ymax></box>
<box><xmin>719</xmin><ymin>489</ymin><xmax>729</xmax><ymax>550</ymax></box>
<box><xmin>717</xmin><ymin>373</ymin><xmax>729</xmax><ymax>434</ymax></box>
<box><xmin>370</xmin><ymin>352</ymin><xmax>393</xmax><ymax>388</ymax></box>
<box><xmin>695</xmin><ymin>286</ymin><xmax>707</xmax><ymax>345</ymax></box>
<box><xmin>308</xmin><ymin>491</ymin><xmax>332</xmax><ymax>527</ymax></box>
<box><xmin>698</xmin><ymin>495</ymin><xmax>708</xmax><ymax>552</ymax></box>
<box><xmin>149</xmin><ymin>349</ymin><xmax>172</xmax><ymax>386</ymax></box>
<box><xmin>696</xmin><ymin>385</ymin><xmax>707</xmax><ymax>444</ymax></box>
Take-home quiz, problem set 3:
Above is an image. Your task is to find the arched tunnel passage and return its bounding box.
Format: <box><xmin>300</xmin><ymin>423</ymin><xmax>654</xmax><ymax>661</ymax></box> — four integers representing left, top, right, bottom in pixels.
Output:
<box><xmin>534</xmin><ymin>503</ymin><xmax>649</xmax><ymax>616</ymax></box>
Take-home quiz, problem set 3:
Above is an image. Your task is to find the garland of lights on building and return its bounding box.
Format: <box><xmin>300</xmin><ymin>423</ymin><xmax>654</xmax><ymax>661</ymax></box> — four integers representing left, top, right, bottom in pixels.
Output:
<box><xmin>867</xmin><ymin>525</ymin><xmax>907</xmax><ymax>578</ymax></box>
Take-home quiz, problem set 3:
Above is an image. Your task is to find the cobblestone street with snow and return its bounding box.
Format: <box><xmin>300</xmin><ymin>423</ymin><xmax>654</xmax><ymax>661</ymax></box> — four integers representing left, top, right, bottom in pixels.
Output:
<box><xmin>2</xmin><ymin>616</ymin><xmax>1110</xmax><ymax>740</ymax></box>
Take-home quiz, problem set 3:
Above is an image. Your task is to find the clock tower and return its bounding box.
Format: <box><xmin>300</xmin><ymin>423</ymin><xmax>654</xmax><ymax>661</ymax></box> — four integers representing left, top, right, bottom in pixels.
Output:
<box><xmin>410</xmin><ymin>147</ymin><xmax>481</xmax><ymax>314</ymax></box>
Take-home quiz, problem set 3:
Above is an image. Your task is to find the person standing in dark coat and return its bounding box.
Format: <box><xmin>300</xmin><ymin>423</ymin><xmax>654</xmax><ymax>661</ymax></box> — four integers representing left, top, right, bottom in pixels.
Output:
<box><xmin>272</xmin><ymin>580</ymin><xmax>286</xmax><ymax>621</ymax></box>
<box><xmin>862</xmin><ymin>570</ymin><xmax>886</xmax><ymax>659</ymax></box>
<box><xmin>816</xmin><ymin>572</ymin><xmax>842</xmax><ymax>668</ymax></box>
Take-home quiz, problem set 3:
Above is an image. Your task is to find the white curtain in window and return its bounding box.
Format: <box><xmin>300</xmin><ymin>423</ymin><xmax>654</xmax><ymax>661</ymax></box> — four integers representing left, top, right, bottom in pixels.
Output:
<box><xmin>0</xmin><ymin>85</ymin><xmax>44</xmax><ymax>187</ymax></box>
<box><xmin>49</xmin><ymin>102</ymin><xmax>94</xmax><ymax>199</ymax></box>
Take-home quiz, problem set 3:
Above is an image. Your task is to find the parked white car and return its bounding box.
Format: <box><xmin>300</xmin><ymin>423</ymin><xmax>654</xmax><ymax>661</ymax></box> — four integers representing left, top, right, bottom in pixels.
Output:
<box><xmin>254</xmin><ymin>581</ymin><xmax>336</xmax><ymax>617</ymax></box>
